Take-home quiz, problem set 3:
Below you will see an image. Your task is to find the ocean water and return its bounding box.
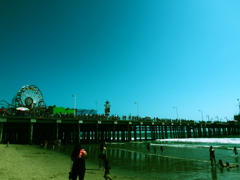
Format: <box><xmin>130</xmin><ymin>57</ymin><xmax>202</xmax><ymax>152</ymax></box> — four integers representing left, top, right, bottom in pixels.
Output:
<box><xmin>83</xmin><ymin>135</ymin><xmax>240</xmax><ymax>179</ymax></box>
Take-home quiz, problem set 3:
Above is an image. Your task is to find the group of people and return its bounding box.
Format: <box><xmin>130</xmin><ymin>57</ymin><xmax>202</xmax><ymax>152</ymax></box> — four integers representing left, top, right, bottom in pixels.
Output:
<box><xmin>209</xmin><ymin>146</ymin><xmax>239</xmax><ymax>168</ymax></box>
<box><xmin>68</xmin><ymin>143</ymin><xmax>238</xmax><ymax>179</ymax></box>
<box><xmin>147</xmin><ymin>143</ymin><xmax>164</xmax><ymax>155</ymax></box>
<box><xmin>69</xmin><ymin>142</ymin><xmax>112</xmax><ymax>180</ymax></box>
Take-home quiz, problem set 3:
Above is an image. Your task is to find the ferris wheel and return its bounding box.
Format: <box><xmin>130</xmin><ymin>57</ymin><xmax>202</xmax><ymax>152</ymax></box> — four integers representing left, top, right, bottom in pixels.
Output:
<box><xmin>12</xmin><ymin>85</ymin><xmax>46</xmax><ymax>109</ymax></box>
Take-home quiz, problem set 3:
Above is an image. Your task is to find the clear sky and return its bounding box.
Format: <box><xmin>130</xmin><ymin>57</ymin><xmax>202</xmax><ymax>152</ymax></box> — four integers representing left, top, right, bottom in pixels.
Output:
<box><xmin>1</xmin><ymin>0</ymin><xmax>240</xmax><ymax>121</ymax></box>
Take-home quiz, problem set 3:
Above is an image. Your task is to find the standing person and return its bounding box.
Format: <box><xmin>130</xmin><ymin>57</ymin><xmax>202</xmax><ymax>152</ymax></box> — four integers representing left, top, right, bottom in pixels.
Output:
<box><xmin>233</xmin><ymin>147</ymin><xmax>238</xmax><ymax>156</ymax></box>
<box><xmin>52</xmin><ymin>140</ymin><xmax>57</xmax><ymax>150</ymax></box>
<box><xmin>147</xmin><ymin>143</ymin><xmax>150</xmax><ymax>153</ymax></box>
<box><xmin>70</xmin><ymin>143</ymin><xmax>87</xmax><ymax>180</ymax></box>
<box><xmin>102</xmin><ymin>154</ymin><xmax>112</xmax><ymax>180</ymax></box>
<box><xmin>209</xmin><ymin>146</ymin><xmax>216</xmax><ymax>166</ymax></box>
<box><xmin>5</xmin><ymin>140</ymin><xmax>9</xmax><ymax>148</ymax></box>
<box><xmin>57</xmin><ymin>139</ymin><xmax>62</xmax><ymax>151</ymax></box>
<box><xmin>160</xmin><ymin>146</ymin><xmax>164</xmax><ymax>155</ymax></box>
<box><xmin>44</xmin><ymin>140</ymin><xmax>48</xmax><ymax>149</ymax></box>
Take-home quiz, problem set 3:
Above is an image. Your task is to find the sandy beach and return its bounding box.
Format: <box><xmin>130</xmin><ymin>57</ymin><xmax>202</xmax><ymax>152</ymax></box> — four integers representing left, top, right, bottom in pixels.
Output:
<box><xmin>1</xmin><ymin>143</ymin><xmax>240</xmax><ymax>180</ymax></box>
<box><xmin>0</xmin><ymin>144</ymin><xmax>151</xmax><ymax>180</ymax></box>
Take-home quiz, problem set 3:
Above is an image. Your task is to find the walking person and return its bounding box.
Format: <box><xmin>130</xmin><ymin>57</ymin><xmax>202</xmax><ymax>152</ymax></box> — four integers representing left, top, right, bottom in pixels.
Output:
<box><xmin>233</xmin><ymin>147</ymin><xmax>238</xmax><ymax>156</ymax></box>
<box><xmin>209</xmin><ymin>146</ymin><xmax>216</xmax><ymax>166</ymax></box>
<box><xmin>98</xmin><ymin>143</ymin><xmax>107</xmax><ymax>170</ymax></box>
<box><xmin>102</xmin><ymin>154</ymin><xmax>112</xmax><ymax>180</ymax></box>
<box><xmin>70</xmin><ymin>143</ymin><xmax>87</xmax><ymax>180</ymax></box>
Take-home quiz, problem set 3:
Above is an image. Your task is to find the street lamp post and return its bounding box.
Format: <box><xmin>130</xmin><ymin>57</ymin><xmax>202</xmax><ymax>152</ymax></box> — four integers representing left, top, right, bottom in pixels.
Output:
<box><xmin>198</xmin><ymin>110</ymin><xmax>204</xmax><ymax>121</ymax></box>
<box><xmin>72</xmin><ymin>94</ymin><xmax>76</xmax><ymax>117</ymax></box>
<box><xmin>206</xmin><ymin>115</ymin><xmax>210</xmax><ymax>121</ymax></box>
<box><xmin>224</xmin><ymin>117</ymin><xmax>228</xmax><ymax>122</ymax></box>
<box><xmin>134</xmin><ymin>102</ymin><xmax>139</xmax><ymax>117</ymax></box>
<box><xmin>173</xmin><ymin>107</ymin><xmax>179</xmax><ymax>120</ymax></box>
<box><xmin>95</xmin><ymin>101</ymin><xmax>98</xmax><ymax>114</ymax></box>
<box><xmin>237</xmin><ymin>99</ymin><xmax>240</xmax><ymax>115</ymax></box>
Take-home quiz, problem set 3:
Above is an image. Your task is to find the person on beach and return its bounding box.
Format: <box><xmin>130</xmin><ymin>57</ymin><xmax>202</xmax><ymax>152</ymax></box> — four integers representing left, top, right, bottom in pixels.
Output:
<box><xmin>70</xmin><ymin>143</ymin><xmax>87</xmax><ymax>180</ymax></box>
<box><xmin>217</xmin><ymin>159</ymin><xmax>226</xmax><ymax>167</ymax></box>
<box><xmin>52</xmin><ymin>140</ymin><xmax>57</xmax><ymax>150</ymax></box>
<box><xmin>209</xmin><ymin>146</ymin><xmax>216</xmax><ymax>166</ymax></box>
<box><xmin>217</xmin><ymin>159</ymin><xmax>238</xmax><ymax>168</ymax></box>
<box><xmin>102</xmin><ymin>154</ymin><xmax>112</xmax><ymax>180</ymax></box>
<box><xmin>98</xmin><ymin>143</ymin><xmax>107</xmax><ymax>170</ymax></box>
<box><xmin>44</xmin><ymin>140</ymin><xmax>48</xmax><ymax>149</ymax></box>
<box><xmin>147</xmin><ymin>143</ymin><xmax>150</xmax><ymax>152</ymax></box>
<box><xmin>160</xmin><ymin>146</ymin><xmax>164</xmax><ymax>155</ymax></box>
<box><xmin>57</xmin><ymin>139</ymin><xmax>62</xmax><ymax>151</ymax></box>
<box><xmin>5</xmin><ymin>140</ymin><xmax>9</xmax><ymax>148</ymax></box>
<box><xmin>233</xmin><ymin>147</ymin><xmax>238</xmax><ymax>156</ymax></box>
<box><xmin>225</xmin><ymin>162</ymin><xmax>238</xmax><ymax>168</ymax></box>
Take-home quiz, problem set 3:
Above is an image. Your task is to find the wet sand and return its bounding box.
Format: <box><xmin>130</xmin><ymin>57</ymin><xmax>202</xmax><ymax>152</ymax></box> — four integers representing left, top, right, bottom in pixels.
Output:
<box><xmin>0</xmin><ymin>144</ymin><xmax>240</xmax><ymax>180</ymax></box>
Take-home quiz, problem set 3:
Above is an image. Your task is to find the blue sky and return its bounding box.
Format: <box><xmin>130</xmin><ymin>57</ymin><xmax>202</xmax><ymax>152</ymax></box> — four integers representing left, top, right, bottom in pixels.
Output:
<box><xmin>1</xmin><ymin>0</ymin><xmax>240</xmax><ymax>121</ymax></box>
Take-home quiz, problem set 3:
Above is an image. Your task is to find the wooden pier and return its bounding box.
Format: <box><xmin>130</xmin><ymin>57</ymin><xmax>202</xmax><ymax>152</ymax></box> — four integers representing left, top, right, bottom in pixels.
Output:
<box><xmin>0</xmin><ymin>117</ymin><xmax>240</xmax><ymax>144</ymax></box>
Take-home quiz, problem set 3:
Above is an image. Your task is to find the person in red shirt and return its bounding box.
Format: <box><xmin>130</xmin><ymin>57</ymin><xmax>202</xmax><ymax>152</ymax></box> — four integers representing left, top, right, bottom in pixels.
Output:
<box><xmin>70</xmin><ymin>143</ymin><xmax>87</xmax><ymax>180</ymax></box>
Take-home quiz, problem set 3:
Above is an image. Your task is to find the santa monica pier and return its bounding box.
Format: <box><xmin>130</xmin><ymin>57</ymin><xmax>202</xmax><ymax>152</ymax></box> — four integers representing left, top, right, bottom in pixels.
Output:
<box><xmin>1</xmin><ymin>85</ymin><xmax>240</xmax><ymax>145</ymax></box>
